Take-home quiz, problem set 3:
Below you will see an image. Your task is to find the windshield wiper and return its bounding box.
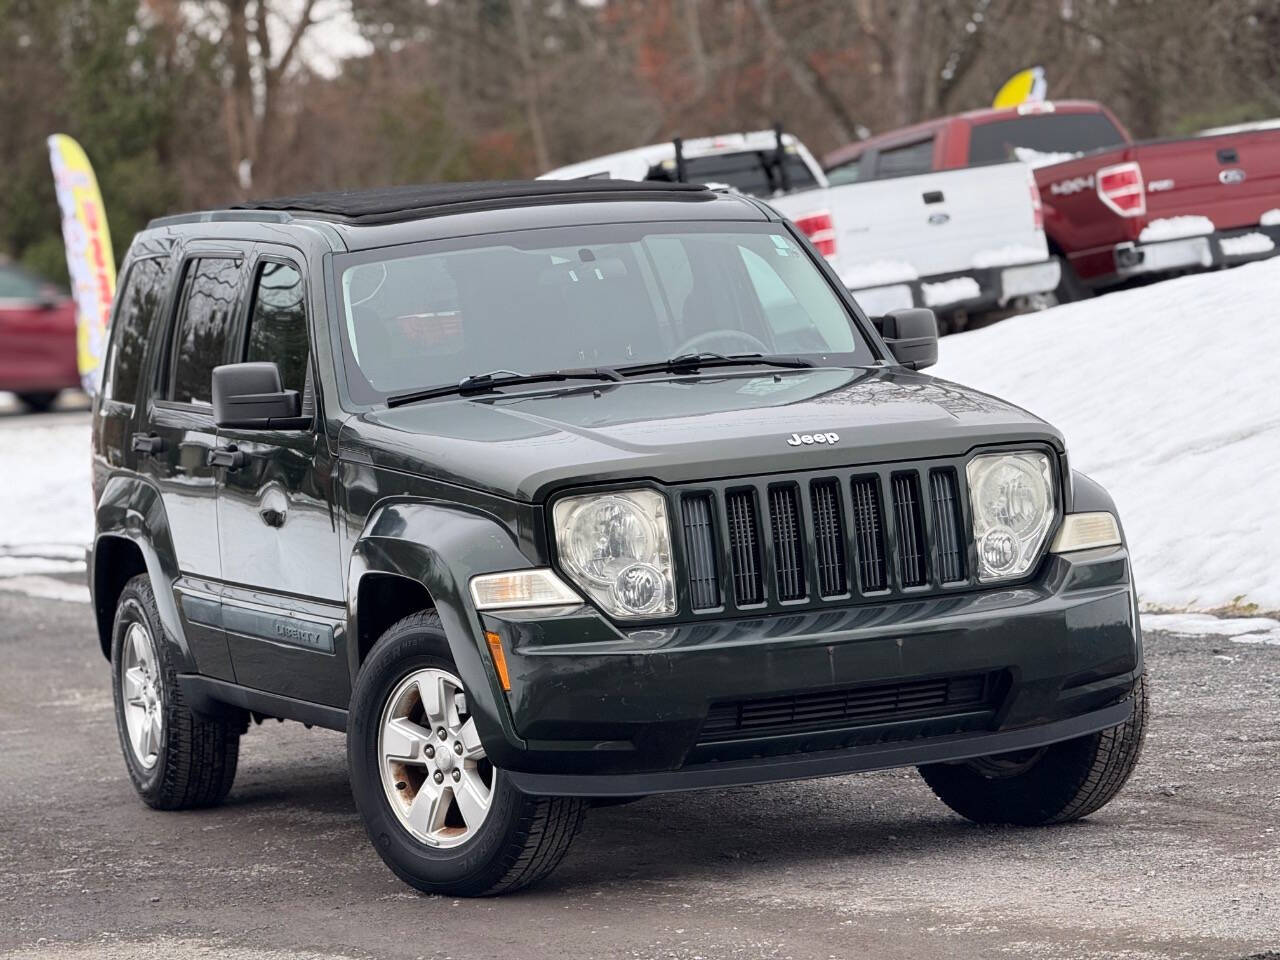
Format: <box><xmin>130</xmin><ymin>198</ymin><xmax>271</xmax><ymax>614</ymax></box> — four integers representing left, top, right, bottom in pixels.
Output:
<box><xmin>386</xmin><ymin>367</ymin><xmax>623</xmax><ymax>408</ymax></box>
<box><xmin>613</xmin><ymin>352</ymin><xmax>815</xmax><ymax>377</ymax></box>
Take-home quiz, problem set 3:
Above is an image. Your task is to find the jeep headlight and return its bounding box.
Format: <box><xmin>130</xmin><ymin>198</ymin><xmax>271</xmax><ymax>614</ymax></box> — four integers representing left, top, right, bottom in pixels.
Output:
<box><xmin>966</xmin><ymin>452</ymin><xmax>1056</xmax><ymax>582</ymax></box>
<box><xmin>553</xmin><ymin>489</ymin><xmax>675</xmax><ymax>619</ymax></box>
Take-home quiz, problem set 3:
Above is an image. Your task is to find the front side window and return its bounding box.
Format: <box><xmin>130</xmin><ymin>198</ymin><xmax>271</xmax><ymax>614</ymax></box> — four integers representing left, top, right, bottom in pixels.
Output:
<box><xmin>245</xmin><ymin>261</ymin><xmax>308</xmax><ymax>396</ymax></box>
<box><xmin>105</xmin><ymin>257</ymin><xmax>165</xmax><ymax>403</ymax></box>
<box><xmin>170</xmin><ymin>257</ymin><xmax>240</xmax><ymax>405</ymax></box>
<box><xmin>335</xmin><ymin>222</ymin><xmax>870</xmax><ymax>404</ymax></box>
<box><xmin>825</xmin><ymin>159</ymin><xmax>862</xmax><ymax>187</ymax></box>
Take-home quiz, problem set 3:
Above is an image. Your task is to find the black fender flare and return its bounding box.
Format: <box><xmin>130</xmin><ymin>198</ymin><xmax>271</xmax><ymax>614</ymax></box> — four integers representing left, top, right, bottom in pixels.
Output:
<box><xmin>347</xmin><ymin>499</ymin><xmax>537</xmax><ymax>760</ymax></box>
<box><xmin>90</xmin><ymin>472</ymin><xmax>195</xmax><ymax>672</ymax></box>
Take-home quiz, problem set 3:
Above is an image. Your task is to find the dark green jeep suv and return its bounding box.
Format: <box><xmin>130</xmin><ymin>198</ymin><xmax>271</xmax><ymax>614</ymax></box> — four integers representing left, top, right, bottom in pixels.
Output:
<box><xmin>90</xmin><ymin>180</ymin><xmax>1146</xmax><ymax>896</ymax></box>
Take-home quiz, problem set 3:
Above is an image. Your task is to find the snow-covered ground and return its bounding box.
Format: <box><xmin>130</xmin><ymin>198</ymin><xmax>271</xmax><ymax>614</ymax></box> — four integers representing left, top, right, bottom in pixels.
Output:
<box><xmin>2</xmin><ymin>260</ymin><xmax>1278</xmax><ymax>616</ymax></box>
<box><xmin>934</xmin><ymin>257</ymin><xmax>1280</xmax><ymax>613</ymax></box>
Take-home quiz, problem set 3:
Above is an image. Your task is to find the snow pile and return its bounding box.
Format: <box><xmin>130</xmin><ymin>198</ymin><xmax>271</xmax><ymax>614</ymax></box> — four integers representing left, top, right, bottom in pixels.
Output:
<box><xmin>0</xmin><ymin>419</ymin><xmax>92</xmax><ymax>574</ymax></box>
<box><xmin>1138</xmin><ymin>216</ymin><xmax>1214</xmax><ymax>242</ymax></box>
<box><xmin>1013</xmin><ymin>146</ymin><xmax>1082</xmax><ymax>168</ymax></box>
<box><xmin>922</xmin><ymin>276</ymin><xmax>981</xmax><ymax>307</ymax></box>
<box><xmin>1220</xmin><ymin>232</ymin><xmax>1275</xmax><ymax>257</ymax></box>
<box><xmin>843</xmin><ymin>260</ymin><xmax>919</xmax><ymax>288</ymax></box>
<box><xmin>933</xmin><ymin>257</ymin><xmax>1280</xmax><ymax>612</ymax></box>
<box><xmin>972</xmin><ymin>244</ymin><xmax>1046</xmax><ymax>269</ymax></box>
<box><xmin>1259</xmin><ymin>209</ymin><xmax>1280</xmax><ymax>227</ymax></box>
<box><xmin>1142</xmin><ymin>612</ymin><xmax>1280</xmax><ymax>645</ymax></box>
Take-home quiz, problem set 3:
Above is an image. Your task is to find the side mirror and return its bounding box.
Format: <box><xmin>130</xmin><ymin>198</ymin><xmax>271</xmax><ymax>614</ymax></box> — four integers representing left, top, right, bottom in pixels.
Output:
<box><xmin>878</xmin><ymin>308</ymin><xmax>938</xmax><ymax>371</ymax></box>
<box><xmin>211</xmin><ymin>362</ymin><xmax>305</xmax><ymax>429</ymax></box>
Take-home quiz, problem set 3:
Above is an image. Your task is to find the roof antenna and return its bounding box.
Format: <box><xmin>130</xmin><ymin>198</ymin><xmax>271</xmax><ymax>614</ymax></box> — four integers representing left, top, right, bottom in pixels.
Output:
<box><xmin>672</xmin><ymin>136</ymin><xmax>687</xmax><ymax>183</ymax></box>
<box><xmin>773</xmin><ymin>122</ymin><xmax>792</xmax><ymax>193</ymax></box>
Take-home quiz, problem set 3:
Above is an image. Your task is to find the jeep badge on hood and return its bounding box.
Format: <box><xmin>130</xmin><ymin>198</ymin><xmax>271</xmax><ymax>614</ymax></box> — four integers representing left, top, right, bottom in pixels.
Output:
<box><xmin>788</xmin><ymin>432</ymin><xmax>840</xmax><ymax>446</ymax></box>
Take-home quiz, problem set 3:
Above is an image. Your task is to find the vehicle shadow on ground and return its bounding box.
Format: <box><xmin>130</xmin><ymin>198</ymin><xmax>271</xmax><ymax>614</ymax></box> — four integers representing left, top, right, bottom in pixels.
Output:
<box><xmin>209</xmin><ymin>746</ymin><xmax>1109</xmax><ymax>894</ymax></box>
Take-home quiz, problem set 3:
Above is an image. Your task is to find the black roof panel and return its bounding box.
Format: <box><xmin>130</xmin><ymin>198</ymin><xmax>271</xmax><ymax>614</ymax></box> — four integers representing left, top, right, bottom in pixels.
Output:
<box><xmin>231</xmin><ymin>179</ymin><xmax>713</xmax><ymax>224</ymax></box>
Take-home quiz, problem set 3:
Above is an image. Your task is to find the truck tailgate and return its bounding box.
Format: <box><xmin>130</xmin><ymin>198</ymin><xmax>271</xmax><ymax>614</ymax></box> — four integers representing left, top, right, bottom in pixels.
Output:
<box><xmin>1137</xmin><ymin>129</ymin><xmax>1280</xmax><ymax>228</ymax></box>
<box><xmin>773</xmin><ymin>162</ymin><xmax>1047</xmax><ymax>285</ymax></box>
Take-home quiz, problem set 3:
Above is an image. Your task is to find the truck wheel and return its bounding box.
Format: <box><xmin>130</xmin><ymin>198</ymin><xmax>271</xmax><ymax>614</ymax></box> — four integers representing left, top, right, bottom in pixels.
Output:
<box><xmin>347</xmin><ymin>612</ymin><xmax>586</xmax><ymax>896</ymax></box>
<box><xmin>110</xmin><ymin>574</ymin><xmax>241</xmax><ymax>809</ymax></box>
<box><xmin>1054</xmin><ymin>255</ymin><xmax>1093</xmax><ymax>303</ymax></box>
<box><xmin>918</xmin><ymin>673</ymin><xmax>1147</xmax><ymax>826</ymax></box>
<box><xmin>17</xmin><ymin>392</ymin><xmax>58</xmax><ymax>413</ymax></box>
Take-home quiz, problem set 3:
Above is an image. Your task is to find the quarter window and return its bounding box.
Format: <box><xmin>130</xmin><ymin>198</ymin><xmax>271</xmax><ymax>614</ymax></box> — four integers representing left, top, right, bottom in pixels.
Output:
<box><xmin>170</xmin><ymin>258</ymin><xmax>240</xmax><ymax>405</ymax></box>
<box><xmin>245</xmin><ymin>261</ymin><xmax>308</xmax><ymax>396</ymax></box>
<box><xmin>105</xmin><ymin>258</ymin><xmax>165</xmax><ymax>403</ymax></box>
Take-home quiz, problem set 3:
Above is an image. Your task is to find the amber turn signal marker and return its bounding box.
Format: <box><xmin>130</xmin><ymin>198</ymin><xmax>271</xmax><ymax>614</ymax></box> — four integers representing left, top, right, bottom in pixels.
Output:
<box><xmin>485</xmin><ymin>631</ymin><xmax>511</xmax><ymax>692</ymax></box>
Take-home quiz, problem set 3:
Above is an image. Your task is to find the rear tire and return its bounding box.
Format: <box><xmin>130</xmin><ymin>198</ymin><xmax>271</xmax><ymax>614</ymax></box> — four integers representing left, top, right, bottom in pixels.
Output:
<box><xmin>348</xmin><ymin>611</ymin><xmax>586</xmax><ymax>896</ymax></box>
<box><xmin>17</xmin><ymin>391</ymin><xmax>58</xmax><ymax>413</ymax></box>
<box><xmin>1053</xmin><ymin>255</ymin><xmax>1093</xmax><ymax>304</ymax></box>
<box><xmin>110</xmin><ymin>574</ymin><xmax>242</xmax><ymax>809</ymax></box>
<box><xmin>919</xmin><ymin>673</ymin><xmax>1147</xmax><ymax>826</ymax></box>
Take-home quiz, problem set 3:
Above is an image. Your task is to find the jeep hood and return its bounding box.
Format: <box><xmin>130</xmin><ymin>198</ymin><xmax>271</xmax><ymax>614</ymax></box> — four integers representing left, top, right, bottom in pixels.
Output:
<box><xmin>339</xmin><ymin>367</ymin><xmax>1063</xmax><ymax>502</ymax></box>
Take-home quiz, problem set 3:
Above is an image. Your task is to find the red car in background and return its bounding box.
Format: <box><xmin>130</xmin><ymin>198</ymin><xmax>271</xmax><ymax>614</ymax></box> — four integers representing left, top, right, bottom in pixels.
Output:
<box><xmin>0</xmin><ymin>261</ymin><xmax>80</xmax><ymax>412</ymax></box>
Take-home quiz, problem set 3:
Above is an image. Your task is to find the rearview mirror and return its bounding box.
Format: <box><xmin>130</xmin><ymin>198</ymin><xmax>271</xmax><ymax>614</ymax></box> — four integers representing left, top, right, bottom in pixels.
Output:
<box><xmin>211</xmin><ymin>362</ymin><xmax>305</xmax><ymax>429</ymax></box>
<box><xmin>878</xmin><ymin>308</ymin><xmax>938</xmax><ymax>371</ymax></box>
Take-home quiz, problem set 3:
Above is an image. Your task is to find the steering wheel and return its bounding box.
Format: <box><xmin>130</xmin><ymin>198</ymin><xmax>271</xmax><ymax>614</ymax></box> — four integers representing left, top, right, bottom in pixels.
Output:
<box><xmin>672</xmin><ymin>328</ymin><xmax>771</xmax><ymax>357</ymax></box>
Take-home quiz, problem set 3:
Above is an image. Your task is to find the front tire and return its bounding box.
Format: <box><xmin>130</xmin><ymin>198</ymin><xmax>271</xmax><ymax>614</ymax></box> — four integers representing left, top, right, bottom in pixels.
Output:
<box><xmin>919</xmin><ymin>673</ymin><xmax>1148</xmax><ymax>826</ymax></box>
<box><xmin>347</xmin><ymin>612</ymin><xmax>586</xmax><ymax>896</ymax></box>
<box><xmin>110</xmin><ymin>574</ymin><xmax>241</xmax><ymax>809</ymax></box>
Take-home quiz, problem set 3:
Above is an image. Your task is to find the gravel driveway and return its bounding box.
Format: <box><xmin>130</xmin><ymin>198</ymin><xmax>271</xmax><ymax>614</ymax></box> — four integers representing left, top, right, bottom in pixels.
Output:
<box><xmin>1</xmin><ymin>588</ymin><xmax>1276</xmax><ymax>960</ymax></box>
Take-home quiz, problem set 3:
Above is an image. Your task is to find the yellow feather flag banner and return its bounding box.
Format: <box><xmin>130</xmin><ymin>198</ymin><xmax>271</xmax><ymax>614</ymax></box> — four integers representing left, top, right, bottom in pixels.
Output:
<box><xmin>993</xmin><ymin>66</ymin><xmax>1048</xmax><ymax>109</ymax></box>
<box><xmin>47</xmin><ymin>134</ymin><xmax>116</xmax><ymax>395</ymax></box>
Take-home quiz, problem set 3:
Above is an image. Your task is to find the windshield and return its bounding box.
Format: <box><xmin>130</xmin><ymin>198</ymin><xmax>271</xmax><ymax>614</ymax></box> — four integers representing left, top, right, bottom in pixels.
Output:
<box><xmin>334</xmin><ymin>221</ymin><xmax>870</xmax><ymax>404</ymax></box>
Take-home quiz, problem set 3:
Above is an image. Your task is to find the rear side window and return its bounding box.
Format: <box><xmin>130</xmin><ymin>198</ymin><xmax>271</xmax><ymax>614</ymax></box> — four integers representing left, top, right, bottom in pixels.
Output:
<box><xmin>825</xmin><ymin>159</ymin><xmax>862</xmax><ymax>186</ymax></box>
<box><xmin>105</xmin><ymin>258</ymin><xmax>165</xmax><ymax>403</ymax></box>
<box><xmin>169</xmin><ymin>258</ymin><xmax>240</xmax><ymax>405</ymax></box>
<box><xmin>244</xmin><ymin>261</ymin><xmax>308</xmax><ymax>396</ymax></box>
<box><xmin>874</xmin><ymin>140</ymin><xmax>934</xmax><ymax>179</ymax></box>
<box><xmin>968</xmin><ymin>113</ymin><xmax>1126</xmax><ymax>165</ymax></box>
<box><xmin>649</xmin><ymin>152</ymin><xmax>819</xmax><ymax>197</ymax></box>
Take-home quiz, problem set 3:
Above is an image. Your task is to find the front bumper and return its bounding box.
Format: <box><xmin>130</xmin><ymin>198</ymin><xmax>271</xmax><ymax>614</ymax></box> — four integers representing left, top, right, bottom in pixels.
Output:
<box><xmin>850</xmin><ymin>259</ymin><xmax>1061</xmax><ymax>316</ymax></box>
<box><xmin>479</xmin><ymin>545</ymin><xmax>1141</xmax><ymax>796</ymax></box>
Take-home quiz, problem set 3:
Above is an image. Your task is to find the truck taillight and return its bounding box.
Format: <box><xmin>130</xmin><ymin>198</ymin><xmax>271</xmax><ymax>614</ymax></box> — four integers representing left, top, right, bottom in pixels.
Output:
<box><xmin>791</xmin><ymin>210</ymin><xmax>837</xmax><ymax>258</ymax></box>
<box><xmin>1028</xmin><ymin>171</ymin><xmax>1043</xmax><ymax>230</ymax></box>
<box><xmin>1096</xmin><ymin>161</ymin><xmax>1145</xmax><ymax>218</ymax></box>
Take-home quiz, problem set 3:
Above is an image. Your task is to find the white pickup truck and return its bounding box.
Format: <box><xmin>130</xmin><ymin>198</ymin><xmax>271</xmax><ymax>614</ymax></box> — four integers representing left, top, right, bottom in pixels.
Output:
<box><xmin>541</xmin><ymin>130</ymin><xmax>1060</xmax><ymax>323</ymax></box>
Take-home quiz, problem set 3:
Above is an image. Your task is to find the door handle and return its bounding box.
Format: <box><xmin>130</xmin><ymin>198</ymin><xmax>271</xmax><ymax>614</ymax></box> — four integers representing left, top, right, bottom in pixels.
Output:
<box><xmin>923</xmin><ymin>190</ymin><xmax>945</xmax><ymax>204</ymax></box>
<box><xmin>208</xmin><ymin>444</ymin><xmax>245</xmax><ymax>470</ymax></box>
<box><xmin>131</xmin><ymin>433</ymin><xmax>166</xmax><ymax>455</ymax></box>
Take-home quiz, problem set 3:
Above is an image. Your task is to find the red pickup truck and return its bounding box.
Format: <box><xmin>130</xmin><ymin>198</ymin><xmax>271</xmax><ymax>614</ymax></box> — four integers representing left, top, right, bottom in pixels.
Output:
<box><xmin>823</xmin><ymin>100</ymin><xmax>1280</xmax><ymax>299</ymax></box>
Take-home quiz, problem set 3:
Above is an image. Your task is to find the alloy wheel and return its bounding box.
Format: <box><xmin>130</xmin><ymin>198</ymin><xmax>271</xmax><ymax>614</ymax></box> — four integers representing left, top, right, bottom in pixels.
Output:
<box><xmin>377</xmin><ymin>667</ymin><xmax>495</xmax><ymax>848</ymax></box>
<box><xmin>120</xmin><ymin>621</ymin><xmax>163</xmax><ymax>769</ymax></box>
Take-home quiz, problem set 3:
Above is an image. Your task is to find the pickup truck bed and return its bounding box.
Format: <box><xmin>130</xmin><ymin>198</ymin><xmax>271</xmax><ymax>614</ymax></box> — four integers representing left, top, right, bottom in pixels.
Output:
<box><xmin>770</xmin><ymin>161</ymin><xmax>1059</xmax><ymax>318</ymax></box>
<box><xmin>1038</xmin><ymin>127</ymin><xmax>1280</xmax><ymax>289</ymax></box>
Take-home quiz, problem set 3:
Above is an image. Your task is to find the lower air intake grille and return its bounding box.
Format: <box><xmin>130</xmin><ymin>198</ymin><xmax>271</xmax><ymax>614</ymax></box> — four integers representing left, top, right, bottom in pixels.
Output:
<box><xmin>725</xmin><ymin>489</ymin><xmax>763</xmax><ymax>605</ymax></box>
<box><xmin>699</xmin><ymin>672</ymin><xmax>1000</xmax><ymax>742</ymax></box>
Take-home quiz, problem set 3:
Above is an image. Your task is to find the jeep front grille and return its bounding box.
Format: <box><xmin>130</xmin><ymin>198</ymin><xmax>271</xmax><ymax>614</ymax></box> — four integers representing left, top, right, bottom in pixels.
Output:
<box><xmin>677</xmin><ymin>460</ymin><xmax>978</xmax><ymax>614</ymax></box>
